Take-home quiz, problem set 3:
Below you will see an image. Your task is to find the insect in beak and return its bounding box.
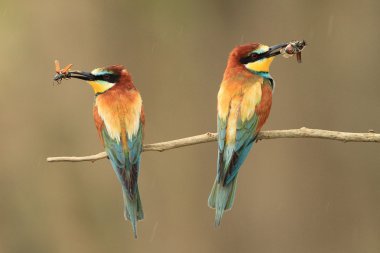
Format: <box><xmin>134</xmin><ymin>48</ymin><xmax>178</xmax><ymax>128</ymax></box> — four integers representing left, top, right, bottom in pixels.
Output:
<box><xmin>280</xmin><ymin>40</ymin><xmax>307</xmax><ymax>63</ymax></box>
<box><xmin>53</xmin><ymin>60</ymin><xmax>73</xmax><ymax>84</ymax></box>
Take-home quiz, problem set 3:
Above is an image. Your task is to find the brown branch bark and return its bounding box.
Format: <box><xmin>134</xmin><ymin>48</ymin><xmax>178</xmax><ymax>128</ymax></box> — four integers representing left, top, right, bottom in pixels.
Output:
<box><xmin>46</xmin><ymin>127</ymin><xmax>380</xmax><ymax>163</ymax></box>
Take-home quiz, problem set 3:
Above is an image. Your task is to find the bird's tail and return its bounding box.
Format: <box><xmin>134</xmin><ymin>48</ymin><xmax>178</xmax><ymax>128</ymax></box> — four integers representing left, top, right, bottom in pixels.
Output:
<box><xmin>208</xmin><ymin>177</ymin><xmax>238</xmax><ymax>226</ymax></box>
<box><xmin>122</xmin><ymin>186</ymin><xmax>144</xmax><ymax>238</ymax></box>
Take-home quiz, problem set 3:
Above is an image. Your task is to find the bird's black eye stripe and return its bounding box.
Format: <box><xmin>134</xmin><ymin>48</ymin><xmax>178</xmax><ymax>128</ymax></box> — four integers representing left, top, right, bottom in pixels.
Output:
<box><xmin>97</xmin><ymin>73</ymin><xmax>119</xmax><ymax>83</ymax></box>
<box><xmin>240</xmin><ymin>52</ymin><xmax>263</xmax><ymax>64</ymax></box>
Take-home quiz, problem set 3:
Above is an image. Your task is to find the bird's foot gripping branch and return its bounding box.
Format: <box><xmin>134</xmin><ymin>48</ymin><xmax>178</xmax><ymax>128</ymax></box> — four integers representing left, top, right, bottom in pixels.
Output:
<box><xmin>48</xmin><ymin>40</ymin><xmax>380</xmax><ymax>234</ymax></box>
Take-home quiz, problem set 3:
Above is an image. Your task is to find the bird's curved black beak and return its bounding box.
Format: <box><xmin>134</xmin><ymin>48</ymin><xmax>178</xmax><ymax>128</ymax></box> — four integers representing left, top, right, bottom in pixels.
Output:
<box><xmin>264</xmin><ymin>42</ymin><xmax>289</xmax><ymax>58</ymax></box>
<box><xmin>240</xmin><ymin>42</ymin><xmax>289</xmax><ymax>64</ymax></box>
<box><xmin>68</xmin><ymin>71</ymin><xmax>96</xmax><ymax>81</ymax></box>
<box><xmin>240</xmin><ymin>40</ymin><xmax>306</xmax><ymax>64</ymax></box>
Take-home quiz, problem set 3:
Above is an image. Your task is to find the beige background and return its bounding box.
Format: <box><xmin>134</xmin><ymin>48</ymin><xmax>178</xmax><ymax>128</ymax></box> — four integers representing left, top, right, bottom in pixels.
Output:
<box><xmin>0</xmin><ymin>0</ymin><xmax>379</xmax><ymax>252</ymax></box>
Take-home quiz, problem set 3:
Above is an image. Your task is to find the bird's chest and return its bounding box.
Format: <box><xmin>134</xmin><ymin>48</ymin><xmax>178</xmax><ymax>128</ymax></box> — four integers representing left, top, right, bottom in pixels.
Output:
<box><xmin>95</xmin><ymin>90</ymin><xmax>142</xmax><ymax>142</ymax></box>
<box><xmin>218</xmin><ymin>77</ymin><xmax>264</xmax><ymax>120</ymax></box>
<box><xmin>218</xmin><ymin>77</ymin><xmax>272</xmax><ymax>143</ymax></box>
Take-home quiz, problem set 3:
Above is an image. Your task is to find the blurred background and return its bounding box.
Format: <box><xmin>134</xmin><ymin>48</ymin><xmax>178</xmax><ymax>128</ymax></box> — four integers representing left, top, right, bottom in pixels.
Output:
<box><xmin>0</xmin><ymin>0</ymin><xmax>379</xmax><ymax>252</ymax></box>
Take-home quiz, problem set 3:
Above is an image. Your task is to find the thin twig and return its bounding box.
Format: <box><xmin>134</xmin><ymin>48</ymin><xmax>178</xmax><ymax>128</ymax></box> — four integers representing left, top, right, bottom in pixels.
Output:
<box><xmin>46</xmin><ymin>127</ymin><xmax>379</xmax><ymax>163</ymax></box>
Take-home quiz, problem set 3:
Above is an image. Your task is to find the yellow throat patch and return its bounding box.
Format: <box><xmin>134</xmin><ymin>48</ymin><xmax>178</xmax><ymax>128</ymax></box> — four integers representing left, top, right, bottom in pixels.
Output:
<box><xmin>87</xmin><ymin>81</ymin><xmax>115</xmax><ymax>94</ymax></box>
<box><xmin>244</xmin><ymin>45</ymin><xmax>274</xmax><ymax>73</ymax></box>
<box><xmin>245</xmin><ymin>57</ymin><xmax>274</xmax><ymax>73</ymax></box>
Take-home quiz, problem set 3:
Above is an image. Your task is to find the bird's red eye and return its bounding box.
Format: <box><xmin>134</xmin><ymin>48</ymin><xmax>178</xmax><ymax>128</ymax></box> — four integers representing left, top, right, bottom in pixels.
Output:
<box><xmin>103</xmin><ymin>74</ymin><xmax>111</xmax><ymax>81</ymax></box>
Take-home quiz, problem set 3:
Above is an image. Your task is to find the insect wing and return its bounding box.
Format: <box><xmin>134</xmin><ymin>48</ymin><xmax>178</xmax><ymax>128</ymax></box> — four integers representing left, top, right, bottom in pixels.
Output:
<box><xmin>62</xmin><ymin>64</ymin><xmax>73</xmax><ymax>74</ymax></box>
<box><xmin>296</xmin><ymin>52</ymin><xmax>302</xmax><ymax>63</ymax></box>
<box><xmin>55</xmin><ymin>60</ymin><xmax>61</xmax><ymax>73</ymax></box>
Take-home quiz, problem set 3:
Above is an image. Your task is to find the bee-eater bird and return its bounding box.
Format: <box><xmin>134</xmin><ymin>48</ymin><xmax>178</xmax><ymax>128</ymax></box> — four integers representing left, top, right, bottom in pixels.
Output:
<box><xmin>208</xmin><ymin>42</ymin><xmax>293</xmax><ymax>226</ymax></box>
<box><xmin>67</xmin><ymin>65</ymin><xmax>144</xmax><ymax>238</ymax></box>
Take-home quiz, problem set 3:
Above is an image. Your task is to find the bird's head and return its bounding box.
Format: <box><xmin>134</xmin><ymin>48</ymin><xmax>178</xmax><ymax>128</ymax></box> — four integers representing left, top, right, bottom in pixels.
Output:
<box><xmin>68</xmin><ymin>65</ymin><xmax>130</xmax><ymax>94</ymax></box>
<box><xmin>229</xmin><ymin>42</ymin><xmax>289</xmax><ymax>73</ymax></box>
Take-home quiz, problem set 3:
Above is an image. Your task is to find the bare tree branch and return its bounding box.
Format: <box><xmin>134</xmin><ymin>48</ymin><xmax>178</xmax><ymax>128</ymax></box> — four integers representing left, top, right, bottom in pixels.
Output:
<box><xmin>46</xmin><ymin>127</ymin><xmax>379</xmax><ymax>163</ymax></box>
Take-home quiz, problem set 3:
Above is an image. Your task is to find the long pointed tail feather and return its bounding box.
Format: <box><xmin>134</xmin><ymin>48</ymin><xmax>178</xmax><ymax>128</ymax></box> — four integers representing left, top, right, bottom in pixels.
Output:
<box><xmin>122</xmin><ymin>186</ymin><xmax>144</xmax><ymax>238</ymax></box>
<box><xmin>208</xmin><ymin>177</ymin><xmax>238</xmax><ymax>226</ymax></box>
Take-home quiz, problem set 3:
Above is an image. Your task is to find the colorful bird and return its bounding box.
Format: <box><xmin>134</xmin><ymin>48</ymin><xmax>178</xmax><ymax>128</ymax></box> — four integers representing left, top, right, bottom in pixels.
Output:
<box><xmin>67</xmin><ymin>65</ymin><xmax>144</xmax><ymax>238</ymax></box>
<box><xmin>208</xmin><ymin>42</ymin><xmax>295</xmax><ymax>225</ymax></box>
